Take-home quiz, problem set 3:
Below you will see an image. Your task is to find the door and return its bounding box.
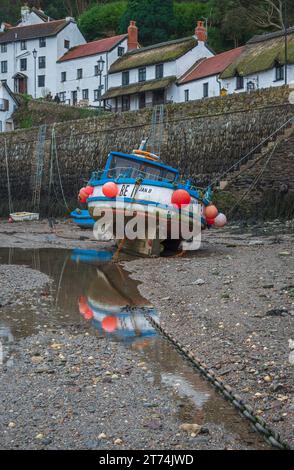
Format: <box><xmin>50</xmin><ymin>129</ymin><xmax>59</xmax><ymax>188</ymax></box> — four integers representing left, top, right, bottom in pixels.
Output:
<box><xmin>14</xmin><ymin>75</ymin><xmax>27</xmax><ymax>94</ymax></box>
<box><xmin>139</xmin><ymin>92</ymin><xmax>146</xmax><ymax>109</ymax></box>
<box><xmin>71</xmin><ymin>90</ymin><xmax>77</xmax><ymax>106</ymax></box>
<box><xmin>152</xmin><ymin>89</ymin><xmax>165</xmax><ymax>106</ymax></box>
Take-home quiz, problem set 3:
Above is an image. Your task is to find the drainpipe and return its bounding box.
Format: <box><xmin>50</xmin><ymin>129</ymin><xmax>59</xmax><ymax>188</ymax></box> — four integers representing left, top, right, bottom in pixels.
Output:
<box><xmin>216</xmin><ymin>75</ymin><xmax>222</xmax><ymax>95</ymax></box>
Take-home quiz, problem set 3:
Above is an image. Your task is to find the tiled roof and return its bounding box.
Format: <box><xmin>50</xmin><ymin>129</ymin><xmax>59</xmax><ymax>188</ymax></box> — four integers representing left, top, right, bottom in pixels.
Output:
<box><xmin>109</xmin><ymin>37</ymin><xmax>197</xmax><ymax>73</ymax></box>
<box><xmin>221</xmin><ymin>29</ymin><xmax>294</xmax><ymax>79</ymax></box>
<box><xmin>179</xmin><ymin>47</ymin><xmax>244</xmax><ymax>84</ymax></box>
<box><xmin>0</xmin><ymin>19</ymin><xmax>69</xmax><ymax>43</ymax></box>
<box><xmin>102</xmin><ymin>76</ymin><xmax>176</xmax><ymax>99</ymax></box>
<box><xmin>58</xmin><ymin>34</ymin><xmax>127</xmax><ymax>62</ymax></box>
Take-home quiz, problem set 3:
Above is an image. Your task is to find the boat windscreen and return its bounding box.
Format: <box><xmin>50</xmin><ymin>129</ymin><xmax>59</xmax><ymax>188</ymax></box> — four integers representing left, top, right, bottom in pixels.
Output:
<box><xmin>107</xmin><ymin>156</ymin><xmax>177</xmax><ymax>183</ymax></box>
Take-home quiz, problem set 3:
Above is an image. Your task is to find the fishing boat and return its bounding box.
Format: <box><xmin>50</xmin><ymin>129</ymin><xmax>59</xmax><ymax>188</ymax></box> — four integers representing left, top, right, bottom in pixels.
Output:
<box><xmin>79</xmin><ymin>141</ymin><xmax>226</xmax><ymax>256</ymax></box>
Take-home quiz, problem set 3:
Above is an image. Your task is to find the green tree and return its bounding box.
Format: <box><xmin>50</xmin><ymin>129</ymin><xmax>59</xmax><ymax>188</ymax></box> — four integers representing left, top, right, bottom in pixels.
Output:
<box><xmin>173</xmin><ymin>2</ymin><xmax>209</xmax><ymax>39</ymax></box>
<box><xmin>78</xmin><ymin>1</ymin><xmax>127</xmax><ymax>40</ymax></box>
<box><xmin>120</xmin><ymin>0</ymin><xmax>176</xmax><ymax>46</ymax></box>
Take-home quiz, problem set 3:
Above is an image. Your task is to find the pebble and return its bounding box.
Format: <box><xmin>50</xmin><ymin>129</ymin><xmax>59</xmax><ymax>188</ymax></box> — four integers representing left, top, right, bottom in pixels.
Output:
<box><xmin>98</xmin><ymin>433</ymin><xmax>107</xmax><ymax>440</ymax></box>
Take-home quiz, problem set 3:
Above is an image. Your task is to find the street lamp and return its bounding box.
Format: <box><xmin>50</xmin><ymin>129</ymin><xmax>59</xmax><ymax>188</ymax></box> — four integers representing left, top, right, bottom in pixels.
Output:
<box><xmin>97</xmin><ymin>56</ymin><xmax>105</xmax><ymax>109</ymax></box>
<box><xmin>32</xmin><ymin>48</ymin><xmax>37</xmax><ymax>98</ymax></box>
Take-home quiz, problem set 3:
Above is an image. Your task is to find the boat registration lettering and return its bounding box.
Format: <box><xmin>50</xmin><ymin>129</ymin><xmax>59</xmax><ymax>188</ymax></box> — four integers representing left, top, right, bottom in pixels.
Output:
<box><xmin>138</xmin><ymin>186</ymin><xmax>152</xmax><ymax>194</ymax></box>
<box><xmin>119</xmin><ymin>184</ymin><xmax>131</xmax><ymax>196</ymax></box>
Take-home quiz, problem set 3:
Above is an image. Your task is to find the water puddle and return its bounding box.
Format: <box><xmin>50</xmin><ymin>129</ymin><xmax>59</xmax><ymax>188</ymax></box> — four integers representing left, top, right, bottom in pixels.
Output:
<box><xmin>0</xmin><ymin>247</ymin><xmax>268</xmax><ymax>448</ymax></box>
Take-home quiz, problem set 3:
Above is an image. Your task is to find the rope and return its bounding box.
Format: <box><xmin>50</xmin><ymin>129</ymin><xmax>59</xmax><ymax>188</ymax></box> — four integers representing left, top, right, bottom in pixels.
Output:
<box><xmin>4</xmin><ymin>139</ymin><xmax>14</xmax><ymax>215</ymax></box>
<box><xmin>206</xmin><ymin>115</ymin><xmax>294</xmax><ymax>191</ymax></box>
<box><xmin>227</xmin><ymin>138</ymin><xmax>280</xmax><ymax>216</ymax></box>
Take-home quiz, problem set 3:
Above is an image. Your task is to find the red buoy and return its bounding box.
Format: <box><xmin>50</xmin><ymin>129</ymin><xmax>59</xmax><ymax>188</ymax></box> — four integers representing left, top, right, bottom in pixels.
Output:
<box><xmin>102</xmin><ymin>182</ymin><xmax>118</xmax><ymax>198</ymax></box>
<box><xmin>102</xmin><ymin>316</ymin><xmax>118</xmax><ymax>333</ymax></box>
<box><xmin>206</xmin><ymin>217</ymin><xmax>215</xmax><ymax>226</ymax></box>
<box><xmin>84</xmin><ymin>186</ymin><xmax>94</xmax><ymax>196</ymax></box>
<box><xmin>171</xmin><ymin>189</ymin><xmax>191</xmax><ymax>208</ymax></box>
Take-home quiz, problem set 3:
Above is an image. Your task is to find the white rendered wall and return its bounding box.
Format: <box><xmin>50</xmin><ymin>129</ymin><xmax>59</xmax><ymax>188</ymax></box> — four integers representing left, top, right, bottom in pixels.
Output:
<box><xmin>0</xmin><ymin>85</ymin><xmax>17</xmax><ymax>132</ymax></box>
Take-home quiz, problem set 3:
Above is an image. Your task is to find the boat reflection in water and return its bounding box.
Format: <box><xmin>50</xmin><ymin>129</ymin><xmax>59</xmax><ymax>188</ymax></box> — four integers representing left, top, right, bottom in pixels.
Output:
<box><xmin>72</xmin><ymin>249</ymin><xmax>158</xmax><ymax>347</ymax></box>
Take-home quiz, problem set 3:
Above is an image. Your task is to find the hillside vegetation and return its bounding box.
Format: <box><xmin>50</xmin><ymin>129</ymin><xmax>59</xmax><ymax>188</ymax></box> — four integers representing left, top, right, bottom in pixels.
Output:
<box><xmin>1</xmin><ymin>0</ymin><xmax>293</xmax><ymax>52</ymax></box>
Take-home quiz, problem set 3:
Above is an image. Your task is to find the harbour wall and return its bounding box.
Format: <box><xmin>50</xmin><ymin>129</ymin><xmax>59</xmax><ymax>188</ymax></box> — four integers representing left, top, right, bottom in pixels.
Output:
<box><xmin>0</xmin><ymin>85</ymin><xmax>293</xmax><ymax>218</ymax></box>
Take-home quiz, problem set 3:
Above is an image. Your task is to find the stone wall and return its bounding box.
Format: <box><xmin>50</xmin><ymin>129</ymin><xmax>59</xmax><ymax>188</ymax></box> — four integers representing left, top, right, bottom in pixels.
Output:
<box><xmin>0</xmin><ymin>85</ymin><xmax>293</xmax><ymax>218</ymax></box>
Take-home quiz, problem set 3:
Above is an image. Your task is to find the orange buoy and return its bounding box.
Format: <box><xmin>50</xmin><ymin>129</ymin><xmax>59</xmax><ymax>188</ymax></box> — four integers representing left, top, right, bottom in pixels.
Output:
<box><xmin>171</xmin><ymin>189</ymin><xmax>191</xmax><ymax>208</ymax></box>
<box><xmin>205</xmin><ymin>204</ymin><xmax>218</xmax><ymax>219</ymax></box>
<box><xmin>102</xmin><ymin>182</ymin><xmax>118</xmax><ymax>198</ymax></box>
<box><xmin>102</xmin><ymin>316</ymin><xmax>118</xmax><ymax>333</ymax></box>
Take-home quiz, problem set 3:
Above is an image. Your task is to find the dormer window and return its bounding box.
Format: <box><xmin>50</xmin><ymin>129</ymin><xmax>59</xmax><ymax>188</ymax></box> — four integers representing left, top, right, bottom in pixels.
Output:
<box><xmin>118</xmin><ymin>46</ymin><xmax>125</xmax><ymax>57</ymax></box>
<box><xmin>275</xmin><ymin>63</ymin><xmax>284</xmax><ymax>81</ymax></box>
<box><xmin>236</xmin><ymin>74</ymin><xmax>244</xmax><ymax>90</ymax></box>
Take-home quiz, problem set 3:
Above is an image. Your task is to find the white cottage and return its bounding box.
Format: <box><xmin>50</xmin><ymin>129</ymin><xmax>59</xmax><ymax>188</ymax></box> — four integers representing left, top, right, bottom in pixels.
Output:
<box><xmin>0</xmin><ymin>5</ymin><xmax>85</xmax><ymax>99</ymax></box>
<box><xmin>0</xmin><ymin>80</ymin><xmax>19</xmax><ymax>132</ymax></box>
<box><xmin>220</xmin><ymin>27</ymin><xmax>294</xmax><ymax>93</ymax></box>
<box><xmin>56</xmin><ymin>34</ymin><xmax>129</xmax><ymax>107</ymax></box>
<box><xmin>103</xmin><ymin>21</ymin><xmax>214</xmax><ymax>111</ymax></box>
<box><xmin>177</xmin><ymin>46</ymin><xmax>244</xmax><ymax>101</ymax></box>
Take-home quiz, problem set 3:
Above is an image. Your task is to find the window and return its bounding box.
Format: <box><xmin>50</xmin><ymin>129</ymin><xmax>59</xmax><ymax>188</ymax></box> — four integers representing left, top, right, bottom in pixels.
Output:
<box><xmin>138</xmin><ymin>67</ymin><xmax>146</xmax><ymax>82</ymax></box>
<box><xmin>82</xmin><ymin>89</ymin><xmax>89</xmax><ymax>100</ymax></box>
<box><xmin>77</xmin><ymin>68</ymin><xmax>83</xmax><ymax>79</ymax></box>
<box><xmin>184</xmin><ymin>89</ymin><xmax>189</xmax><ymax>102</ymax></box>
<box><xmin>1</xmin><ymin>61</ymin><xmax>7</xmax><ymax>73</ymax></box>
<box><xmin>61</xmin><ymin>71</ymin><xmax>66</xmax><ymax>82</ymax></box>
<box><xmin>236</xmin><ymin>74</ymin><xmax>244</xmax><ymax>90</ymax></box>
<box><xmin>203</xmin><ymin>82</ymin><xmax>209</xmax><ymax>98</ymax></box>
<box><xmin>64</xmin><ymin>40</ymin><xmax>70</xmax><ymax>49</ymax></box>
<box><xmin>122</xmin><ymin>95</ymin><xmax>130</xmax><ymax>111</ymax></box>
<box><xmin>38</xmin><ymin>75</ymin><xmax>45</xmax><ymax>87</ymax></box>
<box><xmin>155</xmin><ymin>64</ymin><xmax>164</xmax><ymax>79</ymax></box>
<box><xmin>39</xmin><ymin>37</ymin><xmax>46</xmax><ymax>48</ymax></box>
<box><xmin>94</xmin><ymin>89</ymin><xmax>102</xmax><ymax>101</ymax></box>
<box><xmin>122</xmin><ymin>71</ymin><xmax>129</xmax><ymax>86</ymax></box>
<box><xmin>20</xmin><ymin>40</ymin><xmax>27</xmax><ymax>50</ymax></box>
<box><xmin>94</xmin><ymin>65</ymin><xmax>99</xmax><ymax>76</ymax></box>
<box><xmin>38</xmin><ymin>56</ymin><xmax>46</xmax><ymax>69</ymax></box>
<box><xmin>118</xmin><ymin>46</ymin><xmax>125</xmax><ymax>57</ymax></box>
<box><xmin>1</xmin><ymin>43</ymin><xmax>7</xmax><ymax>53</ymax></box>
<box><xmin>275</xmin><ymin>64</ymin><xmax>284</xmax><ymax>81</ymax></box>
<box><xmin>59</xmin><ymin>92</ymin><xmax>66</xmax><ymax>102</ymax></box>
<box><xmin>20</xmin><ymin>58</ymin><xmax>27</xmax><ymax>71</ymax></box>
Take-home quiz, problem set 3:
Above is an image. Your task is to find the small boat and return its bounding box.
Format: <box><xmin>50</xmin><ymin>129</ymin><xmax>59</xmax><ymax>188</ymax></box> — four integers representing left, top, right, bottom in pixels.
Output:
<box><xmin>79</xmin><ymin>141</ymin><xmax>226</xmax><ymax>256</ymax></box>
<box><xmin>70</xmin><ymin>209</ymin><xmax>95</xmax><ymax>229</ymax></box>
<box><xmin>9</xmin><ymin>212</ymin><xmax>39</xmax><ymax>222</ymax></box>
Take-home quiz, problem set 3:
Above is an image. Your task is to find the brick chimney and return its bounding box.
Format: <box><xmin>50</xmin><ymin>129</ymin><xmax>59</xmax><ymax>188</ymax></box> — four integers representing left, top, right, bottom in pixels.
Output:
<box><xmin>128</xmin><ymin>20</ymin><xmax>138</xmax><ymax>51</ymax></box>
<box><xmin>195</xmin><ymin>20</ymin><xmax>207</xmax><ymax>42</ymax></box>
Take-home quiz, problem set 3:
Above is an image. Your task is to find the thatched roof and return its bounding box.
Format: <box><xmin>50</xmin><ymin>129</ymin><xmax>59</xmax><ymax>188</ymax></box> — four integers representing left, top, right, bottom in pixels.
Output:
<box><xmin>102</xmin><ymin>76</ymin><xmax>176</xmax><ymax>99</ymax></box>
<box><xmin>221</xmin><ymin>28</ymin><xmax>294</xmax><ymax>79</ymax></box>
<box><xmin>109</xmin><ymin>37</ymin><xmax>197</xmax><ymax>74</ymax></box>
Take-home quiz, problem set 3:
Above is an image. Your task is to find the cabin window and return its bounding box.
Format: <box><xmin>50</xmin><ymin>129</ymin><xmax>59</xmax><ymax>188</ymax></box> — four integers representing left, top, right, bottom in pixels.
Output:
<box><xmin>20</xmin><ymin>40</ymin><xmax>27</xmax><ymax>50</ymax></box>
<box><xmin>38</xmin><ymin>75</ymin><xmax>45</xmax><ymax>87</ymax></box>
<box><xmin>38</xmin><ymin>56</ymin><xmax>46</xmax><ymax>69</ymax></box>
<box><xmin>236</xmin><ymin>74</ymin><xmax>244</xmax><ymax>90</ymax></box>
<box><xmin>118</xmin><ymin>46</ymin><xmax>125</xmax><ymax>57</ymax></box>
<box><xmin>20</xmin><ymin>58</ymin><xmax>27</xmax><ymax>71</ymax></box>
<box><xmin>275</xmin><ymin>64</ymin><xmax>284</xmax><ymax>81</ymax></box>
<box><xmin>138</xmin><ymin>67</ymin><xmax>146</xmax><ymax>82</ymax></box>
<box><xmin>39</xmin><ymin>37</ymin><xmax>46</xmax><ymax>47</ymax></box>
<box><xmin>122</xmin><ymin>95</ymin><xmax>130</xmax><ymax>111</ymax></box>
<box><xmin>1</xmin><ymin>43</ymin><xmax>7</xmax><ymax>53</ymax></box>
<box><xmin>122</xmin><ymin>71</ymin><xmax>129</xmax><ymax>86</ymax></box>
<box><xmin>1</xmin><ymin>61</ymin><xmax>7</xmax><ymax>73</ymax></box>
<box><xmin>107</xmin><ymin>155</ymin><xmax>177</xmax><ymax>183</ymax></box>
<box><xmin>61</xmin><ymin>71</ymin><xmax>66</xmax><ymax>82</ymax></box>
<box><xmin>77</xmin><ymin>68</ymin><xmax>83</xmax><ymax>79</ymax></box>
<box><xmin>155</xmin><ymin>64</ymin><xmax>164</xmax><ymax>79</ymax></box>
<box><xmin>203</xmin><ymin>82</ymin><xmax>209</xmax><ymax>98</ymax></box>
<box><xmin>184</xmin><ymin>89</ymin><xmax>189</xmax><ymax>102</ymax></box>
